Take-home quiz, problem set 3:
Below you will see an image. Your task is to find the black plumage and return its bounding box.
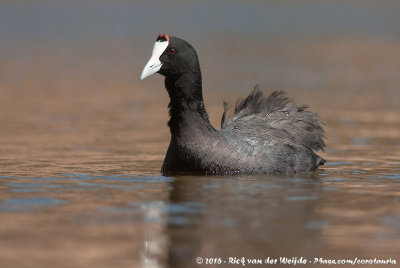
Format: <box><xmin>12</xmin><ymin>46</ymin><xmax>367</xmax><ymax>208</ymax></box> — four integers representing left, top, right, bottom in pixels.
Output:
<box><xmin>142</xmin><ymin>35</ymin><xmax>325</xmax><ymax>175</ymax></box>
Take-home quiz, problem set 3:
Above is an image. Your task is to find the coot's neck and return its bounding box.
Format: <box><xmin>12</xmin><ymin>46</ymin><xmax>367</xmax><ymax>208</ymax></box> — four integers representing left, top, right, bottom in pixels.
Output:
<box><xmin>165</xmin><ymin>71</ymin><xmax>213</xmax><ymax>136</ymax></box>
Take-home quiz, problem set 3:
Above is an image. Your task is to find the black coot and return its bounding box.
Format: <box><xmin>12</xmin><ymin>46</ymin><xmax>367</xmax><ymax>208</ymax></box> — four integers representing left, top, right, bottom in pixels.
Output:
<box><xmin>141</xmin><ymin>34</ymin><xmax>325</xmax><ymax>175</ymax></box>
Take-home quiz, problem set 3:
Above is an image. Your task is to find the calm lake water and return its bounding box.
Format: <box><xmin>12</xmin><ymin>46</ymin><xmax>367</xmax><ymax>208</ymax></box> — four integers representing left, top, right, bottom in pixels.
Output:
<box><xmin>1</xmin><ymin>1</ymin><xmax>400</xmax><ymax>267</ymax></box>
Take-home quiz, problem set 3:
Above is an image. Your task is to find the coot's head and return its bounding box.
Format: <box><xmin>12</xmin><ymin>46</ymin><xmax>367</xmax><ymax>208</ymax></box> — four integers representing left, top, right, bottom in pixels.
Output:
<box><xmin>141</xmin><ymin>34</ymin><xmax>200</xmax><ymax>80</ymax></box>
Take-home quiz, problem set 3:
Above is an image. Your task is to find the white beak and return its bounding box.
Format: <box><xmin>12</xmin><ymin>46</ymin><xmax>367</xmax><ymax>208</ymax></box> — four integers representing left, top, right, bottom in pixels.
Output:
<box><xmin>140</xmin><ymin>40</ymin><xmax>169</xmax><ymax>80</ymax></box>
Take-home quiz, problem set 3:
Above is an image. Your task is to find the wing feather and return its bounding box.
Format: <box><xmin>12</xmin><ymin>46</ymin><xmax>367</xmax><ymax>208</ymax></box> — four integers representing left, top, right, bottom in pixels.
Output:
<box><xmin>221</xmin><ymin>86</ymin><xmax>325</xmax><ymax>152</ymax></box>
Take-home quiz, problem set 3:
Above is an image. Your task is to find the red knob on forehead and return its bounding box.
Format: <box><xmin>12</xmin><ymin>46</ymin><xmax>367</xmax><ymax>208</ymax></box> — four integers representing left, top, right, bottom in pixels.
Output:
<box><xmin>156</xmin><ymin>34</ymin><xmax>170</xmax><ymax>42</ymax></box>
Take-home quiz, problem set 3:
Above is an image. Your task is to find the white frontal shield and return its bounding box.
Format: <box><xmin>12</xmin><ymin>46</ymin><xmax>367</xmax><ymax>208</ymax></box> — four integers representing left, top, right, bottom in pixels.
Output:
<box><xmin>140</xmin><ymin>40</ymin><xmax>169</xmax><ymax>80</ymax></box>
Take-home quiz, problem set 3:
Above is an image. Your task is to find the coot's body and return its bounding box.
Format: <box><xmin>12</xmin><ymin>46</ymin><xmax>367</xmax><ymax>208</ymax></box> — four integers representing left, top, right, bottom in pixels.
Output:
<box><xmin>141</xmin><ymin>34</ymin><xmax>325</xmax><ymax>175</ymax></box>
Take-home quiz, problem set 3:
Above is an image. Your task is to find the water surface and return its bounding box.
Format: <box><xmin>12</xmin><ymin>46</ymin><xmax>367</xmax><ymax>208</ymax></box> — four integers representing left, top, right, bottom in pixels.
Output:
<box><xmin>0</xmin><ymin>1</ymin><xmax>400</xmax><ymax>267</ymax></box>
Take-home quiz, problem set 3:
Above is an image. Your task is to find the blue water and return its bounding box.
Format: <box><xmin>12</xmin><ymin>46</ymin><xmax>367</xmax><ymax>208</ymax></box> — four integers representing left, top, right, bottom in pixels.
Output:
<box><xmin>1</xmin><ymin>0</ymin><xmax>400</xmax><ymax>43</ymax></box>
<box><xmin>0</xmin><ymin>197</ymin><xmax>66</xmax><ymax>212</ymax></box>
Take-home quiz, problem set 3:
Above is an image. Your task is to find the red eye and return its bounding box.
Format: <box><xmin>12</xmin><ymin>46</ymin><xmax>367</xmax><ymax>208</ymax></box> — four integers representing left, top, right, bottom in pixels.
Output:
<box><xmin>169</xmin><ymin>48</ymin><xmax>175</xmax><ymax>55</ymax></box>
